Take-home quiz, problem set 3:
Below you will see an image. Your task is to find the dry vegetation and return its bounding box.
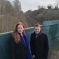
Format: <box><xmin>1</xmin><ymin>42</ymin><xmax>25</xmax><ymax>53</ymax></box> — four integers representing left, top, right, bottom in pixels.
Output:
<box><xmin>0</xmin><ymin>0</ymin><xmax>30</xmax><ymax>33</ymax></box>
<box><xmin>25</xmin><ymin>8</ymin><xmax>59</xmax><ymax>24</ymax></box>
<box><xmin>0</xmin><ymin>0</ymin><xmax>59</xmax><ymax>59</ymax></box>
<box><xmin>0</xmin><ymin>0</ymin><xmax>38</xmax><ymax>33</ymax></box>
<box><xmin>25</xmin><ymin>7</ymin><xmax>59</xmax><ymax>59</ymax></box>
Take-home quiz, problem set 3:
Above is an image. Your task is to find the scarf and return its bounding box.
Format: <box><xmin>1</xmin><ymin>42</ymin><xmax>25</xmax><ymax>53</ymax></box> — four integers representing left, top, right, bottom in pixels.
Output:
<box><xmin>19</xmin><ymin>33</ymin><xmax>32</xmax><ymax>59</ymax></box>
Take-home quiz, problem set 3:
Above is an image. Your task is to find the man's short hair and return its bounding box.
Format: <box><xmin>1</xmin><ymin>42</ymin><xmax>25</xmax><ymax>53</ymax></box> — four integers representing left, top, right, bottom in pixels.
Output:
<box><xmin>34</xmin><ymin>23</ymin><xmax>40</xmax><ymax>27</ymax></box>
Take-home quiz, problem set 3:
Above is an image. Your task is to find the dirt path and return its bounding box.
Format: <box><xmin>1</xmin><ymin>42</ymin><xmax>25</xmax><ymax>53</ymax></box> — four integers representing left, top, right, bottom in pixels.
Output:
<box><xmin>48</xmin><ymin>47</ymin><xmax>59</xmax><ymax>59</ymax></box>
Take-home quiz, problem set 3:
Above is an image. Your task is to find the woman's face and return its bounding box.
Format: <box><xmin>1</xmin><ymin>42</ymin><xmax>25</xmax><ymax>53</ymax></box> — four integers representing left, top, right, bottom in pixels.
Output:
<box><xmin>17</xmin><ymin>24</ymin><xmax>24</xmax><ymax>34</ymax></box>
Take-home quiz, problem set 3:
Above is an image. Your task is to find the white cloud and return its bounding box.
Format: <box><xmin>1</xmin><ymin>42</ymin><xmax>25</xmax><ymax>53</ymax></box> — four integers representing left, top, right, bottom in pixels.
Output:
<box><xmin>21</xmin><ymin>4</ymin><xmax>37</xmax><ymax>12</ymax></box>
<box><xmin>9</xmin><ymin>0</ymin><xmax>56</xmax><ymax>12</ymax></box>
<box><xmin>20</xmin><ymin>0</ymin><xmax>56</xmax><ymax>12</ymax></box>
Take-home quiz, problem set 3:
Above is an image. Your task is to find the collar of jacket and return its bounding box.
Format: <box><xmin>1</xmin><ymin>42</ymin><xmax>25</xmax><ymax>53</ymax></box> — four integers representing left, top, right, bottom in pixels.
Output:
<box><xmin>34</xmin><ymin>31</ymin><xmax>42</xmax><ymax>37</ymax></box>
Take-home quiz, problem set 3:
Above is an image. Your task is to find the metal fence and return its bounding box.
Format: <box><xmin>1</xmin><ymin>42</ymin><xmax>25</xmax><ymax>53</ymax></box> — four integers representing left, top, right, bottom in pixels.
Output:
<box><xmin>0</xmin><ymin>20</ymin><xmax>59</xmax><ymax>59</ymax></box>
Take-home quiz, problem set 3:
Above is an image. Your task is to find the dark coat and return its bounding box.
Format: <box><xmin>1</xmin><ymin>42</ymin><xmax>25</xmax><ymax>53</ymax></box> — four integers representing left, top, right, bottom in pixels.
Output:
<box><xmin>10</xmin><ymin>35</ymin><xmax>26</xmax><ymax>59</ymax></box>
<box><xmin>30</xmin><ymin>32</ymin><xmax>49</xmax><ymax>59</ymax></box>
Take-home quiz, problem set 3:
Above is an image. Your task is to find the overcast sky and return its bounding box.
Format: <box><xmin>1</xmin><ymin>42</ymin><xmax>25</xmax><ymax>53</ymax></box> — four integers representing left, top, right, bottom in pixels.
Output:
<box><xmin>9</xmin><ymin>0</ymin><xmax>58</xmax><ymax>12</ymax></box>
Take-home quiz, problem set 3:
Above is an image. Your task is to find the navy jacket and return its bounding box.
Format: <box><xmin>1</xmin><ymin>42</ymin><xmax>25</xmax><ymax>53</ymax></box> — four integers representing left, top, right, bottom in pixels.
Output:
<box><xmin>10</xmin><ymin>36</ymin><xmax>26</xmax><ymax>59</ymax></box>
<box><xmin>30</xmin><ymin>32</ymin><xmax>49</xmax><ymax>59</ymax></box>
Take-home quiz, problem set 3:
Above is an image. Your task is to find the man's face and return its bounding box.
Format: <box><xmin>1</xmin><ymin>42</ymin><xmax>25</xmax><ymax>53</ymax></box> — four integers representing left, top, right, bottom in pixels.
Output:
<box><xmin>34</xmin><ymin>26</ymin><xmax>41</xmax><ymax>34</ymax></box>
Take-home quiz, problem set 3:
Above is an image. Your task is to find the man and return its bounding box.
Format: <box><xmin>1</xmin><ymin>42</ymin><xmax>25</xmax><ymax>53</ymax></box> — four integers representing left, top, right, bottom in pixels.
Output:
<box><xmin>30</xmin><ymin>23</ymin><xmax>49</xmax><ymax>59</ymax></box>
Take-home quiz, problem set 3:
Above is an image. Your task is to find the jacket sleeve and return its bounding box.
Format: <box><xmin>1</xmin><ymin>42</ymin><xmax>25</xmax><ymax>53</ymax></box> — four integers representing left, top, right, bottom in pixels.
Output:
<box><xmin>30</xmin><ymin>34</ymin><xmax>35</xmax><ymax>55</ymax></box>
<box><xmin>43</xmin><ymin>34</ymin><xmax>49</xmax><ymax>59</ymax></box>
<box><xmin>10</xmin><ymin>36</ymin><xmax>15</xmax><ymax>59</ymax></box>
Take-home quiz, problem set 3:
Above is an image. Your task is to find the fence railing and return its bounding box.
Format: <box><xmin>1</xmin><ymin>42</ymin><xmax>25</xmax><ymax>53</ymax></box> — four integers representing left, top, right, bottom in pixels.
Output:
<box><xmin>0</xmin><ymin>20</ymin><xmax>59</xmax><ymax>59</ymax></box>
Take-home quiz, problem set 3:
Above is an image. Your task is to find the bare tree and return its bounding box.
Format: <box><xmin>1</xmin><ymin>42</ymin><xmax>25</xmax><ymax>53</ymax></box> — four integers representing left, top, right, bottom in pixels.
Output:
<box><xmin>0</xmin><ymin>0</ymin><xmax>13</xmax><ymax>15</ymax></box>
<box><xmin>0</xmin><ymin>0</ymin><xmax>5</xmax><ymax>14</ymax></box>
<box><xmin>38</xmin><ymin>5</ymin><xmax>45</xmax><ymax>10</ymax></box>
<box><xmin>56</xmin><ymin>0</ymin><xmax>59</xmax><ymax>7</ymax></box>
<box><xmin>13</xmin><ymin>0</ymin><xmax>22</xmax><ymax>19</ymax></box>
<box><xmin>4</xmin><ymin>0</ymin><xmax>14</xmax><ymax>15</ymax></box>
<box><xmin>55</xmin><ymin>4</ymin><xmax>59</xmax><ymax>10</ymax></box>
<box><xmin>14</xmin><ymin>0</ymin><xmax>21</xmax><ymax>11</ymax></box>
<box><xmin>47</xmin><ymin>4</ymin><xmax>52</xmax><ymax>9</ymax></box>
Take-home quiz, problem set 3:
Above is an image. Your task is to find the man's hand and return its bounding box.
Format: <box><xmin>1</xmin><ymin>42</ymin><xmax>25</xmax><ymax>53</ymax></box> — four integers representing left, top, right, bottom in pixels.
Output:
<box><xmin>32</xmin><ymin>55</ymin><xmax>35</xmax><ymax>58</ymax></box>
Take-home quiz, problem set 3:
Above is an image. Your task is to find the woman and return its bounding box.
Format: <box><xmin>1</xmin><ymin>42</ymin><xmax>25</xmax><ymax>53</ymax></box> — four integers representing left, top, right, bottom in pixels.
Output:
<box><xmin>10</xmin><ymin>22</ymin><xmax>32</xmax><ymax>59</ymax></box>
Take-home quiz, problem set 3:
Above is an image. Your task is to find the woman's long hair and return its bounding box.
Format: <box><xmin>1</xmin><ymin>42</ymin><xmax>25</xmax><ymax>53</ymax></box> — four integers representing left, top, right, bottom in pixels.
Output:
<box><xmin>12</xmin><ymin>22</ymin><xmax>25</xmax><ymax>43</ymax></box>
